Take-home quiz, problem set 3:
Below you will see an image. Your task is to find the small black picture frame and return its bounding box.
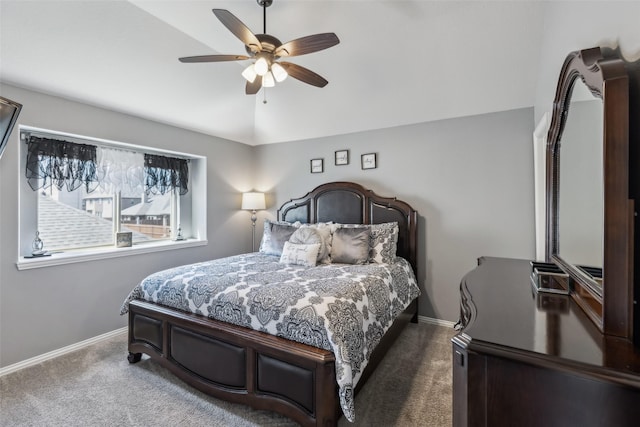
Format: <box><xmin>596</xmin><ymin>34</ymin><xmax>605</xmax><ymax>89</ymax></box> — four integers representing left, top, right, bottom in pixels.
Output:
<box><xmin>335</xmin><ymin>150</ymin><xmax>349</xmax><ymax>166</ymax></box>
<box><xmin>361</xmin><ymin>153</ymin><xmax>377</xmax><ymax>170</ymax></box>
<box><xmin>116</xmin><ymin>231</ymin><xmax>133</xmax><ymax>248</ymax></box>
<box><xmin>310</xmin><ymin>158</ymin><xmax>324</xmax><ymax>173</ymax></box>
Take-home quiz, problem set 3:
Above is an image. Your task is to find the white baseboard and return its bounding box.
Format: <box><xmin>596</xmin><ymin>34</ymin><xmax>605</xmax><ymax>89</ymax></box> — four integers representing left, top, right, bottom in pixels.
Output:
<box><xmin>0</xmin><ymin>326</ymin><xmax>127</xmax><ymax>377</ymax></box>
<box><xmin>417</xmin><ymin>315</ymin><xmax>456</xmax><ymax>328</ymax></box>
<box><xmin>1</xmin><ymin>317</ymin><xmax>455</xmax><ymax>377</ymax></box>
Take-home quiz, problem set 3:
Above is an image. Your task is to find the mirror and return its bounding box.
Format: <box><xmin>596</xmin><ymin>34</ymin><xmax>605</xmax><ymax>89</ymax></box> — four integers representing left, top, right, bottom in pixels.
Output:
<box><xmin>546</xmin><ymin>47</ymin><xmax>632</xmax><ymax>338</ymax></box>
<box><xmin>558</xmin><ymin>78</ymin><xmax>604</xmax><ymax>287</ymax></box>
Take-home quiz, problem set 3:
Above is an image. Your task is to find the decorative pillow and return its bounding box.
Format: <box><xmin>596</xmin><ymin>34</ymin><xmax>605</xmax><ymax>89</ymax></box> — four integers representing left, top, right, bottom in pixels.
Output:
<box><xmin>312</xmin><ymin>223</ymin><xmax>336</xmax><ymax>264</ymax></box>
<box><xmin>369</xmin><ymin>222</ymin><xmax>399</xmax><ymax>264</ymax></box>
<box><xmin>258</xmin><ymin>220</ymin><xmax>279</xmax><ymax>252</ymax></box>
<box><xmin>259</xmin><ymin>220</ymin><xmax>299</xmax><ymax>256</ymax></box>
<box><xmin>279</xmin><ymin>242</ymin><xmax>321</xmax><ymax>267</ymax></box>
<box><xmin>298</xmin><ymin>222</ymin><xmax>336</xmax><ymax>264</ymax></box>
<box><xmin>330</xmin><ymin>226</ymin><xmax>370</xmax><ymax>264</ymax></box>
<box><xmin>289</xmin><ymin>227</ymin><xmax>328</xmax><ymax>263</ymax></box>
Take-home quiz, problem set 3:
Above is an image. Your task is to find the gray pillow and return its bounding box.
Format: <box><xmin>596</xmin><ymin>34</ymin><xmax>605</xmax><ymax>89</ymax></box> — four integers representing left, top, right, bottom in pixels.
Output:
<box><xmin>330</xmin><ymin>226</ymin><xmax>370</xmax><ymax>264</ymax></box>
<box><xmin>260</xmin><ymin>222</ymin><xmax>298</xmax><ymax>256</ymax></box>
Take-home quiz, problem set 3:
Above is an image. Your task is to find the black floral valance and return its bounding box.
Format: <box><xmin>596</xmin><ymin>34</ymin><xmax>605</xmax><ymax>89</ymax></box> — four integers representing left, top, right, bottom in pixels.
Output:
<box><xmin>144</xmin><ymin>153</ymin><xmax>189</xmax><ymax>195</ymax></box>
<box><xmin>25</xmin><ymin>135</ymin><xmax>189</xmax><ymax>196</ymax></box>
<box><xmin>25</xmin><ymin>136</ymin><xmax>99</xmax><ymax>192</ymax></box>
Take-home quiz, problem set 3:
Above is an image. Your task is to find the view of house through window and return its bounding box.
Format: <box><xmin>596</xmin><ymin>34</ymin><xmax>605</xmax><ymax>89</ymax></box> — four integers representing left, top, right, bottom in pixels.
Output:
<box><xmin>25</xmin><ymin>130</ymin><xmax>189</xmax><ymax>253</ymax></box>
<box><xmin>37</xmin><ymin>187</ymin><xmax>174</xmax><ymax>251</ymax></box>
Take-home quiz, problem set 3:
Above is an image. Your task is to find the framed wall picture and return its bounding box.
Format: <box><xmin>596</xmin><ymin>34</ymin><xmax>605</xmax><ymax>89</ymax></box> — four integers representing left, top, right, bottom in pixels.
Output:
<box><xmin>361</xmin><ymin>153</ymin><xmax>377</xmax><ymax>170</ymax></box>
<box><xmin>335</xmin><ymin>150</ymin><xmax>349</xmax><ymax>166</ymax></box>
<box><xmin>310</xmin><ymin>158</ymin><xmax>324</xmax><ymax>173</ymax></box>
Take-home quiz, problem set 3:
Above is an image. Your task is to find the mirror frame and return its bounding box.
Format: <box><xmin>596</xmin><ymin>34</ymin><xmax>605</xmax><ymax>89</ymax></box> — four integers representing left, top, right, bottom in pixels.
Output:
<box><xmin>546</xmin><ymin>47</ymin><xmax>632</xmax><ymax>338</ymax></box>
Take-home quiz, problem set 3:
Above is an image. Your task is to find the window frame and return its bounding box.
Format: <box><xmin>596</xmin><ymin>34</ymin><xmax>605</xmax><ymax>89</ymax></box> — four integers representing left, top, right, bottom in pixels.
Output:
<box><xmin>16</xmin><ymin>125</ymin><xmax>207</xmax><ymax>270</ymax></box>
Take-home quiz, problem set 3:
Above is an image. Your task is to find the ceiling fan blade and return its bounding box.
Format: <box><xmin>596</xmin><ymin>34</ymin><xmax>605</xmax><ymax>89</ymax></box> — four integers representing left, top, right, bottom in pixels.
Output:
<box><xmin>212</xmin><ymin>9</ymin><xmax>261</xmax><ymax>53</ymax></box>
<box><xmin>280</xmin><ymin>62</ymin><xmax>329</xmax><ymax>88</ymax></box>
<box><xmin>179</xmin><ymin>54</ymin><xmax>250</xmax><ymax>63</ymax></box>
<box><xmin>246</xmin><ymin>77</ymin><xmax>262</xmax><ymax>95</ymax></box>
<box><xmin>275</xmin><ymin>33</ymin><xmax>340</xmax><ymax>57</ymax></box>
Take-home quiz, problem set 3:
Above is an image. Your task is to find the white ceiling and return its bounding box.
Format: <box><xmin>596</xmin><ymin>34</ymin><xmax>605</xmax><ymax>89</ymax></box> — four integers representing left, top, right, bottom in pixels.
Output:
<box><xmin>0</xmin><ymin>0</ymin><xmax>544</xmax><ymax>145</ymax></box>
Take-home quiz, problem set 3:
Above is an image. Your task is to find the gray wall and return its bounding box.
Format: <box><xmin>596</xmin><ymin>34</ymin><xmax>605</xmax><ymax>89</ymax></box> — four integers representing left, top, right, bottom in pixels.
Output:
<box><xmin>0</xmin><ymin>84</ymin><xmax>254</xmax><ymax>368</ymax></box>
<box><xmin>534</xmin><ymin>1</ymin><xmax>640</xmax><ymax>124</ymax></box>
<box><xmin>254</xmin><ymin>108</ymin><xmax>536</xmax><ymax>322</ymax></box>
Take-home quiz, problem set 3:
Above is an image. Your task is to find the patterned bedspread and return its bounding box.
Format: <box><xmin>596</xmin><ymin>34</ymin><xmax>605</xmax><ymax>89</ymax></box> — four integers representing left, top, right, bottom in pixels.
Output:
<box><xmin>120</xmin><ymin>253</ymin><xmax>420</xmax><ymax>421</ymax></box>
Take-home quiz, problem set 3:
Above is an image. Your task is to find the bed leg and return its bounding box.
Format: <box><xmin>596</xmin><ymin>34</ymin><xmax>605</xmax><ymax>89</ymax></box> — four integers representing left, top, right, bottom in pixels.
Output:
<box><xmin>127</xmin><ymin>352</ymin><xmax>142</xmax><ymax>364</ymax></box>
<box><xmin>410</xmin><ymin>311</ymin><xmax>418</xmax><ymax>323</ymax></box>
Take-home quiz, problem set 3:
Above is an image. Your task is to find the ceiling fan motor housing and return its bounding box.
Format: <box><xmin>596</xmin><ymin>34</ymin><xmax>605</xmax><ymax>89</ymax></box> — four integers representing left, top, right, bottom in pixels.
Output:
<box><xmin>245</xmin><ymin>34</ymin><xmax>283</xmax><ymax>55</ymax></box>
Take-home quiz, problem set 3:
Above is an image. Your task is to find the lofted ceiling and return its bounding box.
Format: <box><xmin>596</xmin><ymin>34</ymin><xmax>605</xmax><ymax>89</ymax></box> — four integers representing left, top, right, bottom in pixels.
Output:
<box><xmin>0</xmin><ymin>0</ymin><xmax>544</xmax><ymax>146</ymax></box>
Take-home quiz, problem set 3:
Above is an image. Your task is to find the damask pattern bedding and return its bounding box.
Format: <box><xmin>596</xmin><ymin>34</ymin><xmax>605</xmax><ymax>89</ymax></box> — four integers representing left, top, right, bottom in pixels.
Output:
<box><xmin>120</xmin><ymin>252</ymin><xmax>419</xmax><ymax>421</ymax></box>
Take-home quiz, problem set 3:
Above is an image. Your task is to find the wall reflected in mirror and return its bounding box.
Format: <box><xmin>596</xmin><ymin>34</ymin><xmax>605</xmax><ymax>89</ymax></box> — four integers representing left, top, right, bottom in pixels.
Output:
<box><xmin>558</xmin><ymin>78</ymin><xmax>604</xmax><ymax>288</ymax></box>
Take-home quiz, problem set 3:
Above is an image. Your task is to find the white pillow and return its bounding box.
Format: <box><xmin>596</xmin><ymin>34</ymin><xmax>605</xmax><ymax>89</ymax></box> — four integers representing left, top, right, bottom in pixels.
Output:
<box><xmin>289</xmin><ymin>227</ymin><xmax>328</xmax><ymax>263</ymax></box>
<box><xmin>279</xmin><ymin>242</ymin><xmax>321</xmax><ymax>267</ymax></box>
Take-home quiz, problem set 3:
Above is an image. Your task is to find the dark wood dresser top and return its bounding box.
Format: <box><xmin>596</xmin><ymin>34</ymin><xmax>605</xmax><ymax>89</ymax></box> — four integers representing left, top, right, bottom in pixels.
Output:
<box><xmin>456</xmin><ymin>256</ymin><xmax>640</xmax><ymax>386</ymax></box>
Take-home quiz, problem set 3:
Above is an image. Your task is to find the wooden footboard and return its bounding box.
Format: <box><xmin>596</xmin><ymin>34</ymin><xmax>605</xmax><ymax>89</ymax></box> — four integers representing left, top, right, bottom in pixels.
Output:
<box><xmin>128</xmin><ymin>298</ymin><xmax>418</xmax><ymax>427</ymax></box>
<box><xmin>128</xmin><ymin>299</ymin><xmax>339</xmax><ymax>426</ymax></box>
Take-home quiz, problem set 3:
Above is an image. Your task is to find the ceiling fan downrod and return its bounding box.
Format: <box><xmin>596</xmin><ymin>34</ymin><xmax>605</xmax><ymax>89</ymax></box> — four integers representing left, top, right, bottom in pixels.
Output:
<box><xmin>257</xmin><ymin>0</ymin><xmax>273</xmax><ymax>34</ymax></box>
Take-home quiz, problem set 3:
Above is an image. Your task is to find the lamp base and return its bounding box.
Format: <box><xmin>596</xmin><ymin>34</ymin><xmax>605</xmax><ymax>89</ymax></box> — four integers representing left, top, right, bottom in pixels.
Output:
<box><xmin>251</xmin><ymin>210</ymin><xmax>258</xmax><ymax>252</ymax></box>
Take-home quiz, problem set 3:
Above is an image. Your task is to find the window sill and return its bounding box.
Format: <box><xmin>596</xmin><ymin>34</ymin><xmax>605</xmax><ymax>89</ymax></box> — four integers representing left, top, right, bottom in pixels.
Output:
<box><xmin>16</xmin><ymin>238</ymin><xmax>207</xmax><ymax>270</ymax></box>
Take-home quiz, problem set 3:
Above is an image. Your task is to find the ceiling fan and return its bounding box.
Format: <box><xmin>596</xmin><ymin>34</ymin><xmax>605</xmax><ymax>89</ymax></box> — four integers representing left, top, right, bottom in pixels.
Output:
<box><xmin>178</xmin><ymin>0</ymin><xmax>340</xmax><ymax>95</ymax></box>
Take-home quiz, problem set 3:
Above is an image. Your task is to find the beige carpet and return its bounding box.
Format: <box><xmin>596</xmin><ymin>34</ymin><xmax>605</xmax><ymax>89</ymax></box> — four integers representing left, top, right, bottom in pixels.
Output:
<box><xmin>0</xmin><ymin>322</ymin><xmax>454</xmax><ymax>426</ymax></box>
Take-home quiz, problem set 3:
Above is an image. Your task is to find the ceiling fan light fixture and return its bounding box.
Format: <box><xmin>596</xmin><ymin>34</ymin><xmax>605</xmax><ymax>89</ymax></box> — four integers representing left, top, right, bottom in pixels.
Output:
<box><xmin>241</xmin><ymin>64</ymin><xmax>258</xmax><ymax>82</ymax></box>
<box><xmin>254</xmin><ymin>57</ymin><xmax>269</xmax><ymax>76</ymax></box>
<box><xmin>262</xmin><ymin>71</ymin><xmax>275</xmax><ymax>87</ymax></box>
<box><xmin>271</xmin><ymin>62</ymin><xmax>288</xmax><ymax>82</ymax></box>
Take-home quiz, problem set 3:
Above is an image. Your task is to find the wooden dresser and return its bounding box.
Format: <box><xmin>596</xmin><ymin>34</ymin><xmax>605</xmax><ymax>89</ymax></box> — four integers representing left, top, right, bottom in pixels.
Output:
<box><xmin>452</xmin><ymin>257</ymin><xmax>640</xmax><ymax>427</ymax></box>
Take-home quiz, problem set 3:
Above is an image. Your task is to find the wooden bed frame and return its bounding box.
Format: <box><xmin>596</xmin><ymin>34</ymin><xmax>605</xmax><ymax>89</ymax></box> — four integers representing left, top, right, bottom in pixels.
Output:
<box><xmin>127</xmin><ymin>181</ymin><xmax>419</xmax><ymax>426</ymax></box>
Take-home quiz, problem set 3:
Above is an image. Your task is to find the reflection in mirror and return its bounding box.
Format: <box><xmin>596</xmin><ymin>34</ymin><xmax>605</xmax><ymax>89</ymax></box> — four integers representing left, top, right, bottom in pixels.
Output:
<box><xmin>558</xmin><ymin>78</ymin><xmax>604</xmax><ymax>288</ymax></box>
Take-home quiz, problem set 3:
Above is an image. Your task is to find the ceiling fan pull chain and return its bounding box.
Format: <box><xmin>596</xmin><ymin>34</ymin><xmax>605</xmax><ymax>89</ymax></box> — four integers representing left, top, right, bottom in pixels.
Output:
<box><xmin>263</xmin><ymin>89</ymin><xmax>268</xmax><ymax>104</ymax></box>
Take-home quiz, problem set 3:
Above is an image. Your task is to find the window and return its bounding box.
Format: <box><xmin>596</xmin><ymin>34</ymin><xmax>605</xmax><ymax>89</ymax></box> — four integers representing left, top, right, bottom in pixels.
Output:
<box><xmin>18</xmin><ymin>127</ymin><xmax>206</xmax><ymax>268</ymax></box>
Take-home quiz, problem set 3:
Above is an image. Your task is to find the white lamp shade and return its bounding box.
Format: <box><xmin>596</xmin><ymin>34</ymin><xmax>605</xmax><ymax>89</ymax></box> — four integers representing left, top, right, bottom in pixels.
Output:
<box><xmin>254</xmin><ymin>57</ymin><xmax>269</xmax><ymax>76</ymax></box>
<box><xmin>241</xmin><ymin>64</ymin><xmax>257</xmax><ymax>83</ymax></box>
<box><xmin>262</xmin><ymin>71</ymin><xmax>275</xmax><ymax>88</ymax></box>
<box><xmin>241</xmin><ymin>192</ymin><xmax>265</xmax><ymax>210</ymax></box>
<box><xmin>271</xmin><ymin>62</ymin><xmax>288</xmax><ymax>82</ymax></box>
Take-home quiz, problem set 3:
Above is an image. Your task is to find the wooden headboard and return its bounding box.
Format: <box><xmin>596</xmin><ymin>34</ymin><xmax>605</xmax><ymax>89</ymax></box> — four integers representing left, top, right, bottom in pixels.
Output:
<box><xmin>277</xmin><ymin>181</ymin><xmax>418</xmax><ymax>274</ymax></box>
